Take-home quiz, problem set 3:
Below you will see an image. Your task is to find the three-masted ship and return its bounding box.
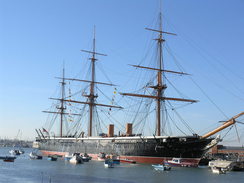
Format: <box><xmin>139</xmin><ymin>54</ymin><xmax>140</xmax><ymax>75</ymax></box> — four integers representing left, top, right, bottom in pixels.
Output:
<box><xmin>34</xmin><ymin>13</ymin><xmax>244</xmax><ymax>166</ymax></box>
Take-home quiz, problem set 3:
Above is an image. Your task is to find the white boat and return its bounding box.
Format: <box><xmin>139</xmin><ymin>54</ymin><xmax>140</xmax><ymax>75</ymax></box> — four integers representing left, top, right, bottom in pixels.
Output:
<box><xmin>208</xmin><ymin>159</ymin><xmax>234</xmax><ymax>171</ymax></box>
<box><xmin>9</xmin><ymin>149</ymin><xmax>21</xmax><ymax>155</ymax></box>
<box><xmin>164</xmin><ymin>158</ymin><xmax>195</xmax><ymax>167</ymax></box>
<box><xmin>64</xmin><ymin>154</ymin><xmax>73</xmax><ymax>161</ymax></box>
<box><xmin>152</xmin><ymin>164</ymin><xmax>171</xmax><ymax>171</ymax></box>
<box><xmin>104</xmin><ymin>159</ymin><xmax>114</xmax><ymax>168</ymax></box>
<box><xmin>69</xmin><ymin>153</ymin><xmax>83</xmax><ymax>164</ymax></box>
<box><xmin>19</xmin><ymin>148</ymin><xmax>25</xmax><ymax>154</ymax></box>
<box><xmin>211</xmin><ymin>166</ymin><xmax>227</xmax><ymax>174</ymax></box>
<box><xmin>29</xmin><ymin>151</ymin><xmax>43</xmax><ymax>159</ymax></box>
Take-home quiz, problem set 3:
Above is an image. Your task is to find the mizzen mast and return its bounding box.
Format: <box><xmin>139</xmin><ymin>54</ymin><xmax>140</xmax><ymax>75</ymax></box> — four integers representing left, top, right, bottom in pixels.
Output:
<box><xmin>59</xmin><ymin>67</ymin><xmax>65</xmax><ymax>137</ymax></box>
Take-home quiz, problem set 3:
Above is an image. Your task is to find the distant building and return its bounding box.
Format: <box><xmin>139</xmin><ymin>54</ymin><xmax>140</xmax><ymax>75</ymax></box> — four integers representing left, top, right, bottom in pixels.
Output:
<box><xmin>211</xmin><ymin>145</ymin><xmax>244</xmax><ymax>157</ymax></box>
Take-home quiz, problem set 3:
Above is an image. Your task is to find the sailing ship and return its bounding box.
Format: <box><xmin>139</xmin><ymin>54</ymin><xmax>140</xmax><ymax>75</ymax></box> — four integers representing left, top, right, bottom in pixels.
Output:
<box><xmin>33</xmin><ymin>11</ymin><xmax>244</xmax><ymax>166</ymax></box>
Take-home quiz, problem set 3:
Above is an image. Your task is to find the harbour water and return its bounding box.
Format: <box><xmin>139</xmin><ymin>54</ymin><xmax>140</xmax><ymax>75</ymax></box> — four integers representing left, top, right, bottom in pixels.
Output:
<box><xmin>0</xmin><ymin>147</ymin><xmax>243</xmax><ymax>183</ymax></box>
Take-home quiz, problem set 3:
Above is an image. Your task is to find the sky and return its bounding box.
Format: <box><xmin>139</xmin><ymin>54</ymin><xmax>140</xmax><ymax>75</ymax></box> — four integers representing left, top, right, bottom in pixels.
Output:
<box><xmin>0</xmin><ymin>0</ymin><xmax>244</xmax><ymax>145</ymax></box>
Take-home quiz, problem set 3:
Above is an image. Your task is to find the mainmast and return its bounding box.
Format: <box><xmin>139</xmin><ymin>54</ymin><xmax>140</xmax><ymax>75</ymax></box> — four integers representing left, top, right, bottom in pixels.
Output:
<box><xmin>156</xmin><ymin>12</ymin><xmax>164</xmax><ymax>136</ymax></box>
<box><xmin>120</xmin><ymin>12</ymin><xmax>197</xmax><ymax>136</ymax></box>
<box><xmin>59</xmin><ymin>67</ymin><xmax>66</xmax><ymax>137</ymax></box>
<box><xmin>88</xmin><ymin>29</ymin><xmax>97</xmax><ymax>137</ymax></box>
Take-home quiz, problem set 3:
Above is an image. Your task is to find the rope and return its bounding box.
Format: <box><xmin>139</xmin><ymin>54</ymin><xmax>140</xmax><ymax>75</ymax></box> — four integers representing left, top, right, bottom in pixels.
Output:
<box><xmin>167</xmin><ymin>101</ymin><xmax>195</xmax><ymax>134</ymax></box>
<box><xmin>165</xmin><ymin>44</ymin><xmax>228</xmax><ymax>119</ymax></box>
<box><xmin>222</xmin><ymin>125</ymin><xmax>234</xmax><ymax>139</ymax></box>
<box><xmin>167</xmin><ymin>112</ymin><xmax>187</xmax><ymax>136</ymax></box>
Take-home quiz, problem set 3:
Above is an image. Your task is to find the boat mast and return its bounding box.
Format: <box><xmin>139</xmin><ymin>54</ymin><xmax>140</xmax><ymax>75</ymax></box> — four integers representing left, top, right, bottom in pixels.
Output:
<box><xmin>43</xmin><ymin>67</ymin><xmax>83</xmax><ymax>137</ymax></box>
<box><xmin>50</xmin><ymin>30</ymin><xmax>122</xmax><ymax>137</ymax></box>
<box><xmin>78</xmin><ymin>28</ymin><xmax>122</xmax><ymax>137</ymax></box>
<box><xmin>44</xmin><ymin>67</ymin><xmax>67</xmax><ymax>137</ymax></box>
<box><xmin>120</xmin><ymin>11</ymin><xmax>197</xmax><ymax>136</ymax></box>
<box><xmin>88</xmin><ymin>29</ymin><xmax>97</xmax><ymax>137</ymax></box>
<box><xmin>59</xmin><ymin>67</ymin><xmax>66</xmax><ymax>137</ymax></box>
<box><xmin>156</xmin><ymin>12</ymin><xmax>164</xmax><ymax>136</ymax></box>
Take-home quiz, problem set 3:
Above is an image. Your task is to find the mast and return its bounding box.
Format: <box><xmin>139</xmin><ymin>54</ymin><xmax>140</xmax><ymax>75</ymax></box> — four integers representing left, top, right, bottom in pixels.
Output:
<box><xmin>156</xmin><ymin>12</ymin><xmax>163</xmax><ymax>136</ymax></box>
<box><xmin>120</xmin><ymin>11</ymin><xmax>197</xmax><ymax>136</ymax></box>
<box><xmin>88</xmin><ymin>29</ymin><xmax>97</xmax><ymax>137</ymax></box>
<box><xmin>59</xmin><ymin>67</ymin><xmax>66</xmax><ymax>137</ymax></box>
<box><xmin>43</xmin><ymin>67</ymin><xmax>82</xmax><ymax>137</ymax></box>
<box><xmin>44</xmin><ymin>36</ymin><xmax>122</xmax><ymax>138</ymax></box>
<box><xmin>61</xmin><ymin>28</ymin><xmax>122</xmax><ymax>137</ymax></box>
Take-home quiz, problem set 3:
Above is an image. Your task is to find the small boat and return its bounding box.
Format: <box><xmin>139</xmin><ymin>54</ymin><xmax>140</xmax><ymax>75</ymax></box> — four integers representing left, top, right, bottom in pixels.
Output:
<box><xmin>112</xmin><ymin>159</ymin><xmax>120</xmax><ymax>165</ymax></box>
<box><xmin>232</xmin><ymin>161</ymin><xmax>244</xmax><ymax>171</ymax></box>
<box><xmin>19</xmin><ymin>149</ymin><xmax>25</xmax><ymax>154</ymax></box>
<box><xmin>208</xmin><ymin>159</ymin><xmax>234</xmax><ymax>171</ymax></box>
<box><xmin>4</xmin><ymin>157</ymin><xmax>16</xmax><ymax>162</ymax></box>
<box><xmin>164</xmin><ymin>158</ymin><xmax>196</xmax><ymax>167</ymax></box>
<box><xmin>29</xmin><ymin>151</ymin><xmax>43</xmax><ymax>160</ymax></box>
<box><xmin>152</xmin><ymin>164</ymin><xmax>171</xmax><ymax>171</ymax></box>
<box><xmin>82</xmin><ymin>153</ymin><xmax>91</xmax><ymax>162</ymax></box>
<box><xmin>97</xmin><ymin>152</ymin><xmax>106</xmax><ymax>161</ymax></box>
<box><xmin>69</xmin><ymin>153</ymin><xmax>83</xmax><ymax>164</ymax></box>
<box><xmin>47</xmin><ymin>155</ymin><xmax>58</xmax><ymax>161</ymax></box>
<box><xmin>104</xmin><ymin>159</ymin><xmax>114</xmax><ymax>168</ymax></box>
<box><xmin>211</xmin><ymin>166</ymin><xmax>227</xmax><ymax>174</ymax></box>
<box><xmin>119</xmin><ymin>159</ymin><xmax>136</xmax><ymax>164</ymax></box>
<box><xmin>106</xmin><ymin>154</ymin><xmax>120</xmax><ymax>164</ymax></box>
<box><xmin>0</xmin><ymin>156</ymin><xmax>17</xmax><ymax>162</ymax></box>
<box><xmin>64</xmin><ymin>154</ymin><xmax>72</xmax><ymax>161</ymax></box>
<box><xmin>9</xmin><ymin>149</ymin><xmax>21</xmax><ymax>156</ymax></box>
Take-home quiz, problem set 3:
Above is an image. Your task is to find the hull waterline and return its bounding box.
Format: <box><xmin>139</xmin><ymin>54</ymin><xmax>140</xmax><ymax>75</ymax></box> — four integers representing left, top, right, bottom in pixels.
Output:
<box><xmin>35</xmin><ymin>135</ymin><xmax>215</xmax><ymax>165</ymax></box>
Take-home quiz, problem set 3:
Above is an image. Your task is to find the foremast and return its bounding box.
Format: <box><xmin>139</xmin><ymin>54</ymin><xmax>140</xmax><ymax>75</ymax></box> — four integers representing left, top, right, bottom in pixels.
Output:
<box><xmin>43</xmin><ymin>68</ymin><xmax>66</xmax><ymax>137</ymax></box>
<box><xmin>120</xmin><ymin>13</ymin><xmax>197</xmax><ymax>136</ymax></box>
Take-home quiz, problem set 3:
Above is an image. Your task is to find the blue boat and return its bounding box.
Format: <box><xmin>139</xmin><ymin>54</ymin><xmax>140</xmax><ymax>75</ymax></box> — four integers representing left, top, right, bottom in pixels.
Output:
<box><xmin>104</xmin><ymin>159</ymin><xmax>114</xmax><ymax>168</ymax></box>
<box><xmin>47</xmin><ymin>155</ymin><xmax>58</xmax><ymax>161</ymax></box>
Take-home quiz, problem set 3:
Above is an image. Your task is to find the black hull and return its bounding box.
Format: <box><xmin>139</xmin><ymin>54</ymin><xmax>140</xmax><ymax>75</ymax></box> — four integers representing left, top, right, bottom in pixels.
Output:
<box><xmin>35</xmin><ymin>136</ymin><xmax>213</xmax><ymax>164</ymax></box>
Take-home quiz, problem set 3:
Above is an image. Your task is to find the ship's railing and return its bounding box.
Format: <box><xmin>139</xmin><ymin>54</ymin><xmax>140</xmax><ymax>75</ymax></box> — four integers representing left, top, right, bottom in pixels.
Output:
<box><xmin>37</xmin><ymin>135</ymin><xmax>202</xmax><ymax>142</ymax></box>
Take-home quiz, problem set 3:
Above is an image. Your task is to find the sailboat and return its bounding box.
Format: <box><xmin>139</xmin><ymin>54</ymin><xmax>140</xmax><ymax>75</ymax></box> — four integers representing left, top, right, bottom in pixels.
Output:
<box><xmin>33</xmin><ymin>11</ymin><xmax>244</xmax><ymax>166</ymax></box>
<box><xmin>10</xmin><ymin>130</ymin><xmax>25</xmax><ymax>155</ymax></box>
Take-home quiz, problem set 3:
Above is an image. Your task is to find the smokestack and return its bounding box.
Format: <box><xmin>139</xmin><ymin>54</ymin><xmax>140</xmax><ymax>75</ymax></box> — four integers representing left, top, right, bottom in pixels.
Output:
<box><xmin>126</xmin><ymin>123</ymin><xmax>132</xmax><ymax>136</ymax></box>
<box><xmin>108</xmin><ymin>124</ymin><xmax>114</xmax><ymax>137</ymax></box>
